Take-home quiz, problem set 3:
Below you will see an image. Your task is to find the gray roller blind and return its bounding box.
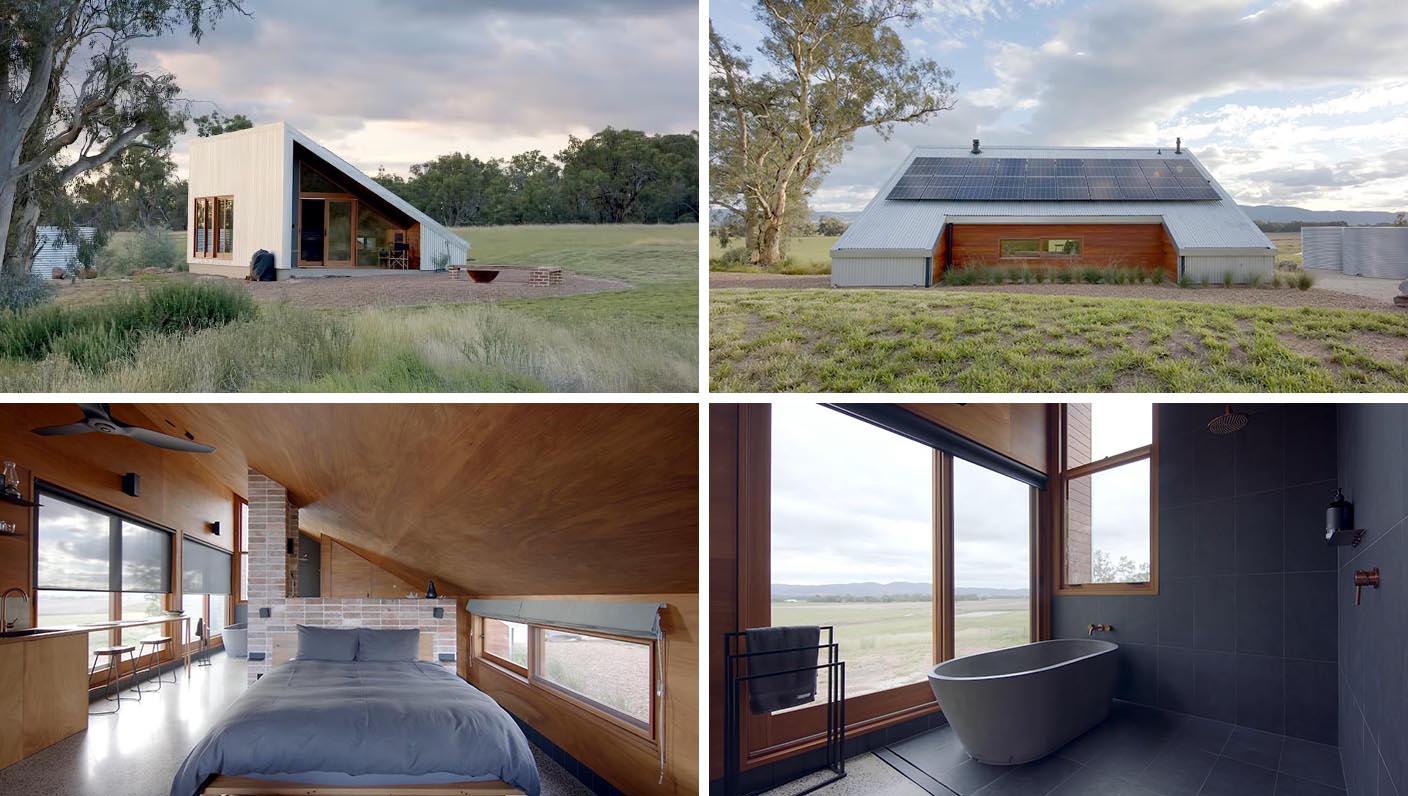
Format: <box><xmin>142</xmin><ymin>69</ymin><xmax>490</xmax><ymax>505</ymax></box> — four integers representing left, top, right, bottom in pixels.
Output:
<box><xmin>36</xmin><ymin>490</ymin><xmax>172</xmax><ymax>593</ymax></box>
<box><xmin>182</xmin><ymin>538</ymin><xmax>232</xmax><ymax>595</ymax></box>
<box><xmin>467</xmin><ymin>598</ymin><xmax>664</xmax><ymax>640</ymax></box>
<box><xmin>121</xmin><ymin>521</ymin><xmax>172</xmax><ymax>593</ymax></box>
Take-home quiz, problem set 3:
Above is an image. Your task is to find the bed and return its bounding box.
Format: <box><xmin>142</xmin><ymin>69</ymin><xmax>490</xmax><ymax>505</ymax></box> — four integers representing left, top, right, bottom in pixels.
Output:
<box><xmin>170</xmin><ymin>628</ymin><xmax>541</xmax><ymax>796</ymax></box>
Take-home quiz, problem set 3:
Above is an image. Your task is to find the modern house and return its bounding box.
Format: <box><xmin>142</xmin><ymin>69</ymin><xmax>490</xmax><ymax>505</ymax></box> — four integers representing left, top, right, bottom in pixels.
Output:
<box><xmin>186</xmin><ymin>123</ymin><xmax>470</xmax><ymax>279</ymax></box>
<box><xmin>831</xmin><ymin>142</ymin><xmax>1275</xmax><ymax>287</ymax></box>
<box><xmin>0</xmin><ymin>403</ymin><xmax>697</xmax><ymax>796</ymax></box>
<box><xmin>1303</xmin><ymin>226</ymin><xmax>1408</xmax><ymax>279</ymax></box>
<box><xmin>712</xmin><ymin>401</ymin><xmax>1402</xmax><ymax>796</ymax></box>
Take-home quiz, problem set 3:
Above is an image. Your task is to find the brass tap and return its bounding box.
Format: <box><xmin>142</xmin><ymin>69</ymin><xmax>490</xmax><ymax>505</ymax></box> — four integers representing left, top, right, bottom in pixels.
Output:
<box><xmin>1088</xmin><ymin>623</ymin><xmax>1113</xmax><ymax>636</ymax></box>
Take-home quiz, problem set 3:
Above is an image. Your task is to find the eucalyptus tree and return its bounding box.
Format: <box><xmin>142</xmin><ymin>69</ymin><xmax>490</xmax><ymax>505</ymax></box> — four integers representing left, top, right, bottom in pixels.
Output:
<box><xmin>710</xmin><ymin>0</ymin><xmax>956</xmax><ymax>267</ymax></box>
<box><xmin>0</xmin><ymin>0</ymin><xmax>245</xmax><ymax>274</ymax></box>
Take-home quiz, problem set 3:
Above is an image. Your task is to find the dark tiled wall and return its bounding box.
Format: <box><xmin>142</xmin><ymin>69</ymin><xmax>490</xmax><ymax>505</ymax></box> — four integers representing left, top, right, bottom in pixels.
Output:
<box><xmin>1052</xmin><ymin>404</ymin><xmax>1338</xmax><ymax>744</ymax></box>
<box><xmin>1336</xmin><ymin>404</ymin><xmax>1408</xmax><ymax>796</ymax></box>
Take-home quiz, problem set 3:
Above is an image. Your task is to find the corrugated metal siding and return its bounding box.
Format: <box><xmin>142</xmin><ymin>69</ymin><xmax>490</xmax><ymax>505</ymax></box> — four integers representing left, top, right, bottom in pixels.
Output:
<box><xmin>832</xmin><ymin>256</ymin><xmax>929</xmax><ymax>287</ymax></box>
<box><xmin>187</xmin><ymin>123</ymin><xmax>291</xmax><ymax>272</ymax></box>
<box><xmin>418</xmin><ymin>225</ymin><xmax>470</xmax><ymax>269</ymax></box>
<box><xmin>1342</xmin><ymin>227</ymin><xmax>1408</xmax><ymax>279</ymax></box>
<box><xmin>1301</xmin><ymin>227</ymin><xmax>1343</xmax><ymax>271</ymax></box>
<box><xmin>834</xmin><ymin>145</ymin><xmax>1272</xmax><ymax>254</ymax></box>
<box><xmin>1181</xmin><ymin>254</ymin><xmax>1275</xmax><ymax>283</ymax></box>
<box><xmin>30</xmin><ymin>226</ymin><xmax>94</xmax><ymax>277</ymax></box>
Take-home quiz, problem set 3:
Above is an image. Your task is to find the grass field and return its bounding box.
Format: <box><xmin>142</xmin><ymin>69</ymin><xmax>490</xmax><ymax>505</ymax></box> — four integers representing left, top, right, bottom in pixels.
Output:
<box><xmin>0</xmin><ymin>224</ymin><xmax>697</xmax><ymax>392</ymax></box>
<box><xmin>1267</xmin><ymin>231</ymin><xmax>1302</xmax><ymax>266</ymax></box>
<box><xmin>709</xmin><ymin>235</ymin><xmax>836</xmax><ymax>274</ymax></box>
<box><xmin>712</xmin><ymin>289</ymin><xmax>1408</xmax><ymax>392</ymax></box>
<box><xmin>770</xmin><ymin>598</ymin><xmax>1029</xmax><ymax>700</ymax></box>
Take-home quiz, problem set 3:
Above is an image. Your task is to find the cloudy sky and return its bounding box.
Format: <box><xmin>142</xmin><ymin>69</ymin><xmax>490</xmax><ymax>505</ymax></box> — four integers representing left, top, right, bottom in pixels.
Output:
<box><xmin>771</xmin><ymin>403</ymin><xmax>1151</xmax><ymax>591</ymax></box>
<box><xmin>135</xmin><ymin>0</ymin><xmax>698</xmax><ymax>178</ymax></box>
<box><xmin>712</xmin><ymin>0</ymin><xmax>1408</xmax><ymax>213</ymax></box>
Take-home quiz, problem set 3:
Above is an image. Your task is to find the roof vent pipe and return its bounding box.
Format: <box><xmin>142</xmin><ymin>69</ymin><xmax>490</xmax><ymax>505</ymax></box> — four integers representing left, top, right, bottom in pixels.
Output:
<box><xmin>971</xmin><ymin>138</ymin><xmax>981</xmax><ymax>155</ymax></box>
<box><xmin>1175</xmin><ymin>137</ymin><xmax>1182</xmax><ymax>155</ymax></box>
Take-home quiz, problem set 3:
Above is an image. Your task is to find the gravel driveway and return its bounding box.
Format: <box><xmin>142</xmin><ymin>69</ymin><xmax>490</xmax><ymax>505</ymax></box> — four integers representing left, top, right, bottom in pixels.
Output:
<box><xmin>711</xmin><ymin>271</ymin><xmax>1402</xmax><ymax>312</ymax></box>
<box><xmin>246</xmin><ymin>266</ymin><xmax>630</xmax><ymax>308</ymax></box>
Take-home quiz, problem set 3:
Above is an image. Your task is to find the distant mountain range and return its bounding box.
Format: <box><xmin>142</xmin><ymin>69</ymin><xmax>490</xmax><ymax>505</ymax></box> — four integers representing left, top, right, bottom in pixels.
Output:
<box><xmin>1237</xmin><ymin>205</ymin><xmax>1398</xmax><ymax>225</ymax></box>
<box><xmin>772</xmin><ymin>582</ymin><xmax>1028</xmax><ymax>600</ymax></box>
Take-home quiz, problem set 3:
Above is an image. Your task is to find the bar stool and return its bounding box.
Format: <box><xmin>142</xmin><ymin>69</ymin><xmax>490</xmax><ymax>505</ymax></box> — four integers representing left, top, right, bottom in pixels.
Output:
<box><xmin>136</xmin><ymin>636</ymin><xmax>176</xmax><ymax>693</ymax></box>
<box><xmin>89</xmin><ymin>645</ymin><xmax>141</xmax><ymax>715</ymax></box>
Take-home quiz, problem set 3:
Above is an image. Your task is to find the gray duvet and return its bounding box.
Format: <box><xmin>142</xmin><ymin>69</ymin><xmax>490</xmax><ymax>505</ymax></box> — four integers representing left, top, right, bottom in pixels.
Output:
<box><xmin>169</xmin><ymin>659</ymin><xmax>541</xmax><ymax>796</ymax></box>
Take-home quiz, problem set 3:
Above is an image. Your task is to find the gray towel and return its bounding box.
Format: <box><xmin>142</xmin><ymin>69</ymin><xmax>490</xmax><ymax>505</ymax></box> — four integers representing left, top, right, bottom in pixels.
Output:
<box><xmin>745</xmin><ymin>625</ymin><xmax>820</xmax><ymax>715</ymax></box>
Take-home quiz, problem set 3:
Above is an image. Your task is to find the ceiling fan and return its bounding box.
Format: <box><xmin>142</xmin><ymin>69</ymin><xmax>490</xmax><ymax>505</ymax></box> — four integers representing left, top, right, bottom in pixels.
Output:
<box><xmin>31</xmin><ymin>404</ymin><xmax>215</xmax><ymax>453</ymax></box>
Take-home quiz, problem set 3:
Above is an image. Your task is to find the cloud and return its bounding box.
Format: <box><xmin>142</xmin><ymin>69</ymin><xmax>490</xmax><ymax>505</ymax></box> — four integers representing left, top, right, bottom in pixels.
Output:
<box><xmin>779</xmin><ymin>0</ymin><xmax>1408</xmax><ymax>212</ymax></box>
<box><xmin>137</xmin><ymin>0</ymin><xmax>697</xmax><ymax>177</ymax></box>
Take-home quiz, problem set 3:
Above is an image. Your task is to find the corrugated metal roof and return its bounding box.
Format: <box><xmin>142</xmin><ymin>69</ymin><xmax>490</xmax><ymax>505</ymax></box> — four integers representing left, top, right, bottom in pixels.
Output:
<box><xmin>30</xmin><ymin>226</ymin><xmax>95</xmax><ymax>277</ymax></box>
<box><xmin>833</xmin><ymin>145</ymin><xmax>1273</xmax><ymax>255</ymax></box>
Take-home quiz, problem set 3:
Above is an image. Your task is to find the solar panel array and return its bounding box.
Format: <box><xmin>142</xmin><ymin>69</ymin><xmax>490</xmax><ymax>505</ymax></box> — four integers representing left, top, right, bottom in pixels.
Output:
<box><xmin>886</xmin><ymin>157</ymin><xmax>1221</xmax><ymax>202</ymax></box>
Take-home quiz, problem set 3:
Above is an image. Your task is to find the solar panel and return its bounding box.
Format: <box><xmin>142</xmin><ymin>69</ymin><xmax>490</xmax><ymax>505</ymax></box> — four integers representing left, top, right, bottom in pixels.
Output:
<box><xmin>886</xmin><ymin>157</ymin><xmax>1220</xmax><ymax>201</ymax></box>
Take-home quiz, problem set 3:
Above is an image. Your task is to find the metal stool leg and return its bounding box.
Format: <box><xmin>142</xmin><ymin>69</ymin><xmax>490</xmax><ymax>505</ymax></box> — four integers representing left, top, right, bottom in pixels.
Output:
<box><xmin>88</xmin><ymin>653</ymin><xmax>118</xmax><ymax>716</ymax></box>
<box><xmin>124</xmin><ymin>649</ymin><xmax>142</xmax><ymax>702</ymax></box>
<box><xmin>137</xmin><ymin>644</ymin><xmax>162</xmax><ymax>693</ymax></box>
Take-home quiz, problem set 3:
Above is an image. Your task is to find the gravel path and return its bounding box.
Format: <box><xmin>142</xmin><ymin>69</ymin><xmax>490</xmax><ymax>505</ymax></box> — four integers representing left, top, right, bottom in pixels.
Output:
<box><xmin>246</xmin><ymin>266</ymin><xmax>630</xmax><ymax>308</ymax></box>
<box><xmin>710</xmin><ymin>271</ymin><xmax>1402</xmax><ymax>312</ymax></box>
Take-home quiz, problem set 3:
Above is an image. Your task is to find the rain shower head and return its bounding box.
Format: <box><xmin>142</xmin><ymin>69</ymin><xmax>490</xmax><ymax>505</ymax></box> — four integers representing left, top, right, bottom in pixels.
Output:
<box><xmin>1208</xmin><ymin>405</ymin><xmax>1249</xmax><ymax>435</ymax></box>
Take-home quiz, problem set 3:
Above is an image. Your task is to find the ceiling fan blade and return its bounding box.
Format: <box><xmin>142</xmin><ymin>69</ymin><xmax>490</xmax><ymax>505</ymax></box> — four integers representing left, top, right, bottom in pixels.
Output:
<box><xmin>119</xmin><ymin>425</ymin><xmax>215</xmax><ymax>453</ymax></box>
<box><xmin>78</xmin><ymin>403</ymin><xmax>113</xmax><ymax>421</ymax></box>
<box><xmin>30</xmin><ymin>422</ymin><xmax>95</xmax><ymax>437</ymax></box>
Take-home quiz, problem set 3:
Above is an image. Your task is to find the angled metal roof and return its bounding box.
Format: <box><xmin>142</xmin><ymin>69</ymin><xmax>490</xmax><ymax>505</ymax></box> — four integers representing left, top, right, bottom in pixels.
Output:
<box><xmin>833</xmin><ymin>145</ymin><xmax>1274</xmax><ymax>256</ymax></box>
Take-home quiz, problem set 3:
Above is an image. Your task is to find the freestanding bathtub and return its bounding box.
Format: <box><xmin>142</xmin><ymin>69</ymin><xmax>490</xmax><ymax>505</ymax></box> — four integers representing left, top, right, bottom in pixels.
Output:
<box><xmin>927</xmin><ymin>638</ymin><xmax>1117</xmax><ymax>765</ymax></box>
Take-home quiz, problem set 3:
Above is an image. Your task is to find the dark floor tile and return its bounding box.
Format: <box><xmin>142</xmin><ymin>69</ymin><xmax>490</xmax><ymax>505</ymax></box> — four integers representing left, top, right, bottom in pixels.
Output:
<box><xmin>1166</xmin><ymin>716</ymin><xmax>1234</xmax><ymax>755</ymax></box>
<box><xmin>874</xmin><ymin>747</ymin><xmax>957</xmax><ymax>796</ymax></box>
<box><xmin>1221</xmin><ymin>727</ymin><xmax>1285</xmax><ymax>771</ymax></box>
<box><xmin>1140</xmin><ymin>744</ymin><xmax>1217</xmax><ymax>796</ymax></box>
<box><xmin>1057</xmin><ymin>720</ymin><xmax>1127</xmax><ymax>765</ymax></box>
<box><xmin>1199</xmin><ymin>757</ymin><xmax>1277</xmax><ymax>796</ymax></box>
<box><xmin>889</xmin><ymin>728</ymin><xmax>970</xmax><ymax>776</ymax></box>
<box><xmin>972</xmin><ymin>755</ymin><xmax>1082</xmax><ymax>796</ymax></box>
<box><xmin>1048</xmin><ymin>766</ymin><xmax>1163</xmax><ymax>796</ymax></box>
<box><xmin>939</xmin><ymin>758</ymin><xmax>1009</xmax><ymax>795</ymax></box>
<box><xmin>1277</xmin><ymin>738</ymin><xmax>1343</xmax><ymax>789</ymax></box>
<box><xmin>1273</xmin><ymin>772</ymin><xmax>1346</xmax><ymax>796</ymax></box>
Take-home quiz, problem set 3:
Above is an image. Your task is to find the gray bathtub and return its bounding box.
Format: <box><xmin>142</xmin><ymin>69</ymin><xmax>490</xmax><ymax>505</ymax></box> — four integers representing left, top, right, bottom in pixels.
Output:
<box><xmin>927</xmin><ymin>638</ymin><xmax>1117</xmax><ymax>765</ymax></box>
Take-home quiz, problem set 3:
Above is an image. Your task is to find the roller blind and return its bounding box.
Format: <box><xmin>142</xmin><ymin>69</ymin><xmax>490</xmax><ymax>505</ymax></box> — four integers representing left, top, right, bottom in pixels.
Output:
<box><xmin>35</xmin><ymin>489</ymin><xmax>172</xmax><ymax>593</ymax></box>
<box><xmin>183</xmin><ymin>538</ymin><xmax>232</xmax><ymax>595</ymax></box>
<box><xmin>466</xmin><ymin>599</ymin><xmax>664</xmax><ymax>641</ymax></box>
<box><xmin>121</xmin><ymin>521</ymin><xmax>171</xmax><ymax>593</ymax></box>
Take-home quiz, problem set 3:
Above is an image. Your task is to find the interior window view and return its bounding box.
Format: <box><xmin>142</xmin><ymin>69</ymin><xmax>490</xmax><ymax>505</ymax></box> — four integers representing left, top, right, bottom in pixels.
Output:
<box><xmin>0</xmin><ymin>403</ymin><xmax>699</xmax><ymax>796</ymax></box>
<box><xmin>713</xmin><ymin>402</ymin><xmax>1404</xmax><ymax>796</ymax></box>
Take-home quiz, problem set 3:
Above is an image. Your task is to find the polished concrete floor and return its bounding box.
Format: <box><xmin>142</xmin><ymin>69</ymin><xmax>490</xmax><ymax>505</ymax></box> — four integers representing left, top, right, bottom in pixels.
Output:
<box><xmin>0</xmin><ymin>652</ymin><xmax>596</xmax><ymax>796</ymax></box>
<box><xmin>770</xmin><ymin>702</ymin><xmax>1346</xmax><ymax>796</ymax></box>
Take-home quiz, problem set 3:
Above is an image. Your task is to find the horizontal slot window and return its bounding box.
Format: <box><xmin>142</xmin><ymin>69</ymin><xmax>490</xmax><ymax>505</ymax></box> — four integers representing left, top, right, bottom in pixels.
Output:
<box><xmin>536</xmin><ymin>629</ymin><xmax>652</xmax><ymax>730</ymax></box>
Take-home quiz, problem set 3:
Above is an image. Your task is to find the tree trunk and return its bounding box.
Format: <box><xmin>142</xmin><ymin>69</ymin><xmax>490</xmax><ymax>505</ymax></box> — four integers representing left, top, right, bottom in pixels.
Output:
<box><xmin>758</xmin><ymin>215</ymin><xmax>785</xmax><ymax>268</ymax></box>
<box><xmin>13</xmin><ymin>197</ymin><xmax>42</xmax><ymax>276</ymax></box>
<box><xmin>0</xmin><ymin>181</ymin><xmax>19</xmax><ymax>277</ymax></box>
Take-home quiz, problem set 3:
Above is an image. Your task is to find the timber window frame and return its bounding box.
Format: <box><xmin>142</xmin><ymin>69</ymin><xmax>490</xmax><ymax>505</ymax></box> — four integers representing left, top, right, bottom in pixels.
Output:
<box><xmin>193</xmin><ymin>196</ymin><xmax>234</xmax><ymax>259</ymax></box>
<box><xmin>1054</xmin><ymin>403</ymin><xmax>1159</xmax><ymax>596</ymax></box>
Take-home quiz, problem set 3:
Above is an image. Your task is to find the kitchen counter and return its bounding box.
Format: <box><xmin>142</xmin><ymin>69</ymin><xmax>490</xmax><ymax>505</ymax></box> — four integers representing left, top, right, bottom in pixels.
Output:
<box><xmin>0</xmin><ymin>614</ymin><xmax>191</xmax><ymax>645</ymax></box>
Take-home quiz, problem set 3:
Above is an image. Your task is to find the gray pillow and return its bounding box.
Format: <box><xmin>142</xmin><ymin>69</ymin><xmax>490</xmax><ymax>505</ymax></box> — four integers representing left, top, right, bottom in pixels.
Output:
<box><xmin>356</xmin><ymin>627</ymin><xmax>421</xmax><ymax>661</ymax></box>
<box><xmin>296</xmin><ymin>625</ymin><xmax>358</xmax><ymax>662</ymax></box>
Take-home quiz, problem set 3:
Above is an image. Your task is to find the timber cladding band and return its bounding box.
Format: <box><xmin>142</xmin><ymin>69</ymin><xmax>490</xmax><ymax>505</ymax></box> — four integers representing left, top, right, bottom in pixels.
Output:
<box><xmin>931</xmin><ymin>222</ymin><xmax>1178</xmax><ymax>281</ymax></box>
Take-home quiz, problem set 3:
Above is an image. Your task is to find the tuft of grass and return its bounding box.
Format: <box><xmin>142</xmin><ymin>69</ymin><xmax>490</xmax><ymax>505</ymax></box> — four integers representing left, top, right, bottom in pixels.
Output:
<box><xmin>1150</xmin><ymin>269</ymin><xmax>1166</xmax><ymax>285</ymax></box>
<box><xmin>1079</xmin><ymin>266</ymin><xmax>1103</xmax><ymax>284</ymax></box>
<box><xmin>1297</xmin><ymin>270</ymin><xmax>1316</xmax><ymax>291</ymax></box>
<box><xmin>1223</xmin><ymin>270</ymin><xmax>1235</xmax><ymax>288</ymax></box>
<box><xmin>1249</xmin><ymin>273</ymin><xmax>1265</xmax><ymax>288</ymax></box>
<box><xmin>0</xmin><ymin>272</ymin><xmax>57</xmax><ymax>313</ymax></box>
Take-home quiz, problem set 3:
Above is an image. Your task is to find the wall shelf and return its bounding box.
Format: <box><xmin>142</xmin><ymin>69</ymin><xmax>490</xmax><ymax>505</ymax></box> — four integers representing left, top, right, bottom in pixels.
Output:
<box><xmin>0</xmin><ymin>494</ymin><xmax>38</xmax><ymax>508</ymax></box>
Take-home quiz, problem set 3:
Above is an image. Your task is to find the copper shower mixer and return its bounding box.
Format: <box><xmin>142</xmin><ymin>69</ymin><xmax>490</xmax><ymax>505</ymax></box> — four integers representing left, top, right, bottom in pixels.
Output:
<box><xmin>1354</xmin><ymin>568</ymin><xmax>1380</xmax><ymax>605</ymax></box>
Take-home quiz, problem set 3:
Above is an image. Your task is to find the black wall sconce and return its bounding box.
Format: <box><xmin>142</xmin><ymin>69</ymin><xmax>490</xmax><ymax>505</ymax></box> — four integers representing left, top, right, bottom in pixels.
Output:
<box><xmin>209</xmin><ymin>521</ymin><xmax>221</xmax><ymax>536</ymax></box>
<box><xmin>1326</xmin><ymin>488</ymin><xmax>1365</xmax><ymax>547</ymax></box>
<box><xmin>121</xmin><ymin>472</ymin><xmax>140</xmax><ymax>497</ymax></box>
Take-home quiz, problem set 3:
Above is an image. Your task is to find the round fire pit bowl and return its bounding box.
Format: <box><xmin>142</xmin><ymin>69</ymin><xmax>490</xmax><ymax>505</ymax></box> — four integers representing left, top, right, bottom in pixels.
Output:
<box><xmin>467</xmin><ymin>268</ymin><xmax>501</xmax><ymax>283</ymax></box>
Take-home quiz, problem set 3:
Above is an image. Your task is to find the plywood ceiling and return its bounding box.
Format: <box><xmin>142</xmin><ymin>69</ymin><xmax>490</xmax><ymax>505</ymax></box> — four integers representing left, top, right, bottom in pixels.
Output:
<box><xmin>115</xmin><ymin>404</ymin><xmax>698</xmax><ymax>596</ymax></box>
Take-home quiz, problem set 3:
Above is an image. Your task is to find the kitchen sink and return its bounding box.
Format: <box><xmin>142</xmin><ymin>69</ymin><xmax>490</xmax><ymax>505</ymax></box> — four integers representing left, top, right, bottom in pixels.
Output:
<box><xmin>0</xmin><ymin>628</ymin><xmax>53</xmax><ymax>637</ymax></box>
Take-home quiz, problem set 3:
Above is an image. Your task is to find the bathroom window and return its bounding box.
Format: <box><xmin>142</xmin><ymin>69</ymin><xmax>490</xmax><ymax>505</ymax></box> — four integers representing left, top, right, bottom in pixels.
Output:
<box><xmin>769</xmin><ymin>403</ymin><xmax>934</xmax><ymax>706</ymax></box>
<box><xmin>1059</xmin><ymin>403</ymin><xmax>1157</xmax><ymax>594</ymax></box>
<box><xmin>951</xmin><ymin>458</ymin><xmax>1034</xmax><ymax>658</ymax></box>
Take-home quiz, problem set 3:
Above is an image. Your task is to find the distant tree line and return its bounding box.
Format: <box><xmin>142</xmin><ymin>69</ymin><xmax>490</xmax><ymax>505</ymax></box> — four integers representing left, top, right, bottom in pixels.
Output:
<box><xmin>1255</xmin><ymin>213</ymin><xmax>1407</xmax><ymax>233</ymax></box>
<box><xmin>373</xmin><ymin>128</ymin><xmax>699</xmax><ymax>227</ymax></box>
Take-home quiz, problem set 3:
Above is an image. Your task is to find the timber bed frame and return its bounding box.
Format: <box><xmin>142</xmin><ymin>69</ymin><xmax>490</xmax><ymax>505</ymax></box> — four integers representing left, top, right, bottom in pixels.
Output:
<box><xmin>200</xmin><ymin>776</ymin><xmax>526</xmax><ymax>795</ymax></box>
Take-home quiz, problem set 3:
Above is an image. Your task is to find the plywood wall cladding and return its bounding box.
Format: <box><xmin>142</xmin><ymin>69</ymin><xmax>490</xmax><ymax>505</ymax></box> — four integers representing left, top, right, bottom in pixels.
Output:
<box><xmin>126</xmin><ymin>403</ymin><xmax>699</xmax><ymax>597</ymax></box>
<box><xmin>938</xmin><ymin>222</ymin><xmax>1177</xmax><ymax>280</ymax></box>
<box><xmin>898</xmin><ymin>404</ymin><xmax>1049</xmax><ymax>473</ymax></box>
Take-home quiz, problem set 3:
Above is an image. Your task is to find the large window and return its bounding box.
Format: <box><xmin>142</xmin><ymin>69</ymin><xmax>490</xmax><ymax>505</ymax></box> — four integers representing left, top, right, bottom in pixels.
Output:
<box><xmin>536</xmin><ymin>630</ymin><xmax>652</xmax><ymax>730</ymax></box>
<box><xmin>183</xmin><ymin>537</ymin><xmax>233</xmax><ymax>642</ymax></box>
<box><xmin>193</xmin><ymin>196</ymin><xmax>234</xmax><ymax>258</ymax></box>
<box><xmin>952</xmin><ymin>458</ymin><xmax>1033</xmax><ymax>659</ymax></box>
<box><xmin>1000</xmin><ymin>237</ymin><xmax>1082</xmax><ymax>257</ymax></box>
<box><xmin>237</xmin><ymin>499</ymin><xmax>249</xmax><ymax>603</ymax></box>
<box><xmin>34</xmin><ymin>489</ymin><xmax>174</xmax><ymax>663</ymax></box>
<box><xmin>1059</xmin><ymin>402</ymin><xmax>1157</xmax><ymax>593</ymax></box>
<box><xmin>477</xmin><ymin>618</ymin><xmax>656</xmax><ymax>739</ymax></box>
<box><xmin>769</xmin><ymin>403</ymin><xmax>934</xmax><ymax>703</ymax></box>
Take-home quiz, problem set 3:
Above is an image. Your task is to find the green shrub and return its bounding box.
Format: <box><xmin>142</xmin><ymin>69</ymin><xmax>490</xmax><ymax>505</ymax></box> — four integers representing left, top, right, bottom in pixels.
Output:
<box><xmin>1150</xmin><ymin>268</ymin><xmax>1165</xmax><ymax>285</ymax></box>
<box><xmin>709</xmin><ymin>246</ymin><xmax>752</xmax><ymax>272</ymax></box>
<box><xmin>1078</xmin><ymin>266</ymin><xmax>1101</xmax><ymax>284</ymax></box>
<box><xmin>0</xmin><ymin>272</ymin><xmax>56</xmax><ymax>313</ymax></box>
<box><xmin>943</xmin><ymin>266</ymin><xmax>977</xmax><ymax>286</ymax></box>
<box><xmin>1296</xmin><ymin>270</ymin><xmax>1315</xmax><ymax>291</ymax></box>
<box><xmin>1032</xmin><ymin>268</ymin><xmax>1048</xmax><ymax>284</ymax></box>
<box><xmin>1222</xmin><ymin>270</ymin><xmax>1235</xmax><ymax>288</ymax></box>
<box><xmin>96</xmin><ymin>226</ymin><xmax>186</xmax><ymax>276</ymax></box>
<box><xmin>984</xmin><ymin>267</ymin><xmax>1004</xmax><ymax>285</ymax></box>
<box><xmin>1248</xmin><ymin>273</ymin><xmax>1264</xmax><ymax>288</ymax></box>
<box><xmin>1178</xmin><ymin>274</ymin><xmax>1197</xmax><ymax>289</ymax></box>
<box><xmin>1055</xmin><ymin>268</ymin><xmax>1074</xmax><ymax>284</ymax></box>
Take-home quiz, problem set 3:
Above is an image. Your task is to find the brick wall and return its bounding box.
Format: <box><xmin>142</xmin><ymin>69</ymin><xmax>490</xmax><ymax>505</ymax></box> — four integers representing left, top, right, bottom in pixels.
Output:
<box><xmin>245</xmin><ymin>469</ymin><xmax>456</xmax><ymax>682</ymax></box>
